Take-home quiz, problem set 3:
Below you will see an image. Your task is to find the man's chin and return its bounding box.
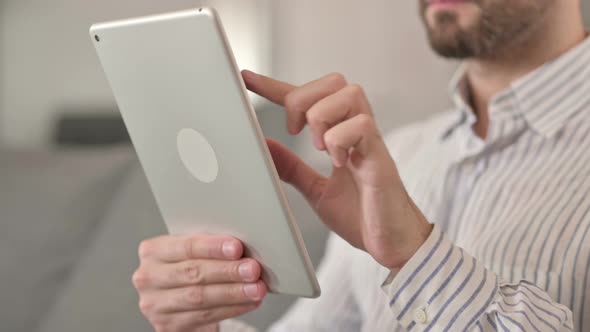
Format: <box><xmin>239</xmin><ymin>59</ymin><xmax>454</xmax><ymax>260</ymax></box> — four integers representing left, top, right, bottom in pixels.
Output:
<box><xmin>427</xmin><ymin>29</ymin><xmax>478</xmax><ymax>59</ymax></box>
<box><xmin>422</xmin><ymin>9</ymin><xmax>482</xmax><ymax>58</ymax></box>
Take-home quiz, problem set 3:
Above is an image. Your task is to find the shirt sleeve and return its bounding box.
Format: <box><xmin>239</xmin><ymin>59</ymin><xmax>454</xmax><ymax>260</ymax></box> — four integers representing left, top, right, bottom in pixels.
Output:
<box><xmin>268</xmin><ymin>234</ymin><xmax>363</xmax><ymax>332</ymax></box>
<box><xmin>382</xmin><ymin>225</ymin><xmax>574</xmax><ymax>331</ymax></box>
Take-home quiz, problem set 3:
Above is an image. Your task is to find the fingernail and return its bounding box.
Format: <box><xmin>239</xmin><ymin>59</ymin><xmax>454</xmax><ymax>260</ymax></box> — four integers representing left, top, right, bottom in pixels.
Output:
<box><xmin>287</xmin><ymin>123</ymin><xmax>296</xmax><ymax>135</ymax></box>
<box><xmin>312</xmin><ymin>135</ymin><xmax>323</xmax><ymax>150</ymax></box>
<box><xmin>222</xmin><ymin>242</ymin><xmax>238</xmax><ymax>258</ymax></box>
<box><xmin>242</xmin><ymin>70</ymin><xmax>257</xmax><ymax>81</ymax></box>
<box><xmin>332</xmin><ymin>155</ymin><xmax>342</xmax><ymax>168</ymax></box>
<box><xmin>244</xmin><ymin>284</ymin><xmax>260</xmax><ymax>300</ymax></box>
<box><xmin>239</xmin><ymin>262</ymin><xmax>256</xmax><ymax>280</ymax></box>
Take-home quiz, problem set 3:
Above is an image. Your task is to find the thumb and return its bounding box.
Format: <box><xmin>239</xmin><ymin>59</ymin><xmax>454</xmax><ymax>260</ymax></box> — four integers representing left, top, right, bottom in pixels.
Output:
<box><xmin>265</xmin><ymin>138</ymin><xmax>327</xmax><ymax>204</ymax></box>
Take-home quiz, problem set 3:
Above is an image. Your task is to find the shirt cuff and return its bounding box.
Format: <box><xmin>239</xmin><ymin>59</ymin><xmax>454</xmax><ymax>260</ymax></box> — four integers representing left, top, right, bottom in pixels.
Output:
<box><xmin>219</xmin><ymin>319</ymin><xmax>258</xmax><ymax>332</ymax></box>
<box><xmin>382</xmin><ymin>225</ymin><xmax>499</xmax><ymax>330</ymax></box>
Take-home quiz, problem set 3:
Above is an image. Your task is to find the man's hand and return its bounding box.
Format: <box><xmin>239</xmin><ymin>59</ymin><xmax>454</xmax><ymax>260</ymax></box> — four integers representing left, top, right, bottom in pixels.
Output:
<box><xmin>243</xmin><ymin>70</ymin><xmax>433</xmax><ymax>269</ymax></box>
<box><xmin>133</xmin><ymin>71</ymin><xmax>433</xmax><ymax>332</ymax></box>
<box><xmin>132</xmin><ymin>235</ymin><xmax>266</xmax><ymax>332</ymax></box>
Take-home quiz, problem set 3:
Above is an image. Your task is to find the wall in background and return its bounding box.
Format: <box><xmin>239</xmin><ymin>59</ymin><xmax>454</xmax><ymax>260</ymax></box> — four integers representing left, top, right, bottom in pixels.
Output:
<box><xmin>0</xmin><ymin>0</ymin><xmax>271</xmax><ymax>148</ymax></box>
<box><xmin>271</xmin><ymin>1</ymin><xmax>458</xmax><ymax>166</ymax></box>
<box><xmin>1</xmin><ymin>2</ymin><xmax>589</xmax><ymax>148</ymax></box>
<box><xmin>273</xmin><ymin>1</ymin><xmax>456</xmax><ymax>128</ymax></box>
<box><xmin>0</xmin><ymin>0</ymin><xmax>456</xmax><ymax>148</ymax></box>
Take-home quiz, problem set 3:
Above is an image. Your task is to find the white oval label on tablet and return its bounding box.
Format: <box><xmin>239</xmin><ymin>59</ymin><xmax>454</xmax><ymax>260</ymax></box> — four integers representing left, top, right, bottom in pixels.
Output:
<box><xmin>176</xmin><ymin>128</ymin><xmax>219</xmax><ymax>183</ymax></box>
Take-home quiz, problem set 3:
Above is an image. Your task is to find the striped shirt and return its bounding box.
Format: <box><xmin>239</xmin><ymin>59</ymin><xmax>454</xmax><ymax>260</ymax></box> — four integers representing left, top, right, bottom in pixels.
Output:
<box><xmin>222</xmin><ymin>36</ymin><xmax>590</xmax><ymax>331</ymax></box>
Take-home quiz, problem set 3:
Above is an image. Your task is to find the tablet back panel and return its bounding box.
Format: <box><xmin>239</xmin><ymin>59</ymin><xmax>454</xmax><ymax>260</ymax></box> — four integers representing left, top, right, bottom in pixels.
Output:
<box><xmin>90</xmin><ymin>8</ymin><xmax>319</xmax><ymax>298</ymax></box>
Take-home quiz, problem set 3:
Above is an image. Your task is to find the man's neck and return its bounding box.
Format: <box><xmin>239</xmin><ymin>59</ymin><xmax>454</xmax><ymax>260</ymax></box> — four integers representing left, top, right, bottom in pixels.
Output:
<box><xmin>465</xmin><ymin>6</ymin><xmax>586</xmax><ymax>139</ymax></box>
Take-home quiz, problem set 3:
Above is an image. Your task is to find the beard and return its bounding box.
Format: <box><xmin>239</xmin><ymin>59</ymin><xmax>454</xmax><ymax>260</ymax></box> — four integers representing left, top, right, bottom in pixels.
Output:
<box><xmin>420</xmin><ymin>0</ymin><xmax>552</xmax><ymax>59</ymax></box>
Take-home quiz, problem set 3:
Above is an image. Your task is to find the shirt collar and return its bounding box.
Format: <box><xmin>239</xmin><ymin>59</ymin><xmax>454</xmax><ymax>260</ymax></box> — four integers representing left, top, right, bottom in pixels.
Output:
<box><xmin>512</xmin><ymin>36</ymin><xmax>590</xmax><ymax>138</ymax></box>
<box><xmin>439</xmin><ymin>65</ymin><xmax>471</xmax><ymax>140</ymax></box>
<box><xmin>444</xmin><ymin>35</ymin><xmax>590</xmax><ymax>140</ymax></box>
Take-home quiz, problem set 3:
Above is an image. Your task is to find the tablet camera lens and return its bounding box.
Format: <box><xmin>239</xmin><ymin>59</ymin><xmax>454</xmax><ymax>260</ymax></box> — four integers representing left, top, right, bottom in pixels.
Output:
<box><xmin>94</xmin><ymin>35</ymin><xmax>100</xmax><ymax>42</ymax></box>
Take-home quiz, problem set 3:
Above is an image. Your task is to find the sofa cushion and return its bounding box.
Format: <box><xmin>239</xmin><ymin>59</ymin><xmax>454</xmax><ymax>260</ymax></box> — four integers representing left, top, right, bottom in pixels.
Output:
<box><xmin>0</xmin><ymin>146</ymin><xmax>135</xmax><ymax>332</ymax></box>
<box><xmin>34</xmin><ymin>163</ymin><xmax>332</xmax><ymax>332</ymax></box>
<box><xmin>35</xmin><ymin>162</ymin><xmax>166</xmax><ymax>332</ymax></box>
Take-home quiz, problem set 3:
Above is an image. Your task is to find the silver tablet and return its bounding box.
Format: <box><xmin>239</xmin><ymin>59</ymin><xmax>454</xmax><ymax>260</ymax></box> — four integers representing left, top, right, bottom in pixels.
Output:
<box><xmin>90</xmin><ymin>8</ymin><xmax>320</xmax><ymax>298</ymax></box>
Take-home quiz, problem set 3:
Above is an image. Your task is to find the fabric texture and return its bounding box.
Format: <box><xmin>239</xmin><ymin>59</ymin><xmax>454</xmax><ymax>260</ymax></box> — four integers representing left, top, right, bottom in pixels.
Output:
<box><xmin>224</xmin><ymin>36</ymin><xmax>590</xmax><ymax>331</ymax></box>
<box><xmin>0</xmin><ymin>146</ymin><xmax>135</xmax><ymax>332</ymax></box>
<box><xmin>35</xmin><ymin>162</ymin><xmax>165</xmax><ymax>332</ymax></box>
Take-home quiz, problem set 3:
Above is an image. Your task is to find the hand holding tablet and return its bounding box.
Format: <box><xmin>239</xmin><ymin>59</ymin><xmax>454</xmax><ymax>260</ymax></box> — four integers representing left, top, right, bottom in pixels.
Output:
<box><xmin>133</xmin><ymin>233</ymin><xmax>264</xmax><ymax>328</ymax></box>
<box><xmin>91</xmin><ymin>7</ymin><xmax>319</xmax><ymax>298</ymax></box>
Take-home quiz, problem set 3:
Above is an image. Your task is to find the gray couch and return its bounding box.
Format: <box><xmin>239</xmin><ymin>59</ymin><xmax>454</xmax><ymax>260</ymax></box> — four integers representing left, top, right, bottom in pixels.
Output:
<box><xmin>0</xmin><ymin>144</ymin><xmax>330</xmax><ymax>332</ymax></box>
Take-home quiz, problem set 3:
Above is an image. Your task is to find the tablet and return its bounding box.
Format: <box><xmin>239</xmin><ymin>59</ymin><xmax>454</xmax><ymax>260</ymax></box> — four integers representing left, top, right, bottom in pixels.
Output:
<box><xmin>90</xmin><ymin>8</ymin><xmax>320</xmax><ymax>298</ymax></box>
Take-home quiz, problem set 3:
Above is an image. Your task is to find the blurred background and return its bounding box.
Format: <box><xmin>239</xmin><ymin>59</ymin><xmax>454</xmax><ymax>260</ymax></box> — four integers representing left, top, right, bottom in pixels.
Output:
<box><xmin>0</xmin><ymin>1</ymin><xmax>588</xmax><ymax>331</ymax></box>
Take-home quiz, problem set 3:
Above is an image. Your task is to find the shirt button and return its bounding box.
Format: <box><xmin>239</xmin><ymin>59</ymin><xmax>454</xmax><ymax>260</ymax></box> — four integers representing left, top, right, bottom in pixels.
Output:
<box><xmin>414</xmin><ymin>308</ymin><xmax>428</xmax><ymax>324</ymax></box>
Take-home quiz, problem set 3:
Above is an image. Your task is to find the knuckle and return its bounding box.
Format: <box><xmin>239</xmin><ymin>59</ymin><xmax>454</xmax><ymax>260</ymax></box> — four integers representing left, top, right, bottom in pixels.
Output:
<box><xmin>138</xmin><ymin>239</ymin><xmax>154</xmax><ymax>259</ymax></box>
<box><xmin>323</xmin><ymin>131</ymin><xmax>339</xmax><ymax>149</ymax></box>
<box><xmin>285</xmin><ymin>91</ymin><xmax>304</xmax><ymax>113</ymax></box>
<box><xmin>183</xmin><ymin>237</ymin><xmax>196</xmax><ymax>260</ymax></box>
<box><xmin>347</xmin><ymin>84</ymin><xmax>365</xmax><ymax>99</ymax></box>
<box><xmin>326</xmin><ymin>72</ymin><xmax>347</xmax><ymax>86</ymax></box>
<box><xmin>139</xmin><ymin>298</ymin><xmax>155</xmax><ymax>316</ymax></box>
<box><xmin>150</xmin><ymin>316</ymin><xmax>172</xmax><ymax>332</ymax></box>
<box><xmin>132</xmin><ymin>268</ymin><xmax>150</xmax><ymax>290</ymax></box>
<box><xmin>153</xmin><ymin>324</ymin><xmax>167</xmax><ymax>332</ymax></box>
<box><xmin>356</xmin><ymin>114</ymin><xmax>374</xmax><ymax>130</ymax></box>
<box><xmin>230</xmin><ymin>284</ymin><xmax>245</xmax><ymax>300</ymax></box>
<box><xmin>182</xmin><ymin>262</ymin><xmax>203</xmax><ymax>284</ymax></box>
<box><xmin>152</xmin><ymin>322</ymin><xmax>172</xmax><ymax>332</ymax></box>
<box><xmin>196</xmin><ymin>308</ymin><xmax>215</xmax><ymax>323</ymax></box>
<box><xmin>305</xmin><ymin>109</ymin><xmax>321</xmax><ymax>127</ymax></box>
<box><xmin>186</xmin><ymin>286</ymin><xmax>206</xmax><ymax>307</ymax></box>
<box><xmin>225</xmin><ymin>261</ymin><xmax>241</xmax><ymax>280</ymax></box>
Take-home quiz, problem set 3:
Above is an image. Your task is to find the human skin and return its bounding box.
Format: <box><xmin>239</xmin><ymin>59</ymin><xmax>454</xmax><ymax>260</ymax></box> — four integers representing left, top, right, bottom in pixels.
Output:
<box><xmin>133</xmin><ymin>1</ymin><xmax>586</xmax><ymax>331</ymax></box>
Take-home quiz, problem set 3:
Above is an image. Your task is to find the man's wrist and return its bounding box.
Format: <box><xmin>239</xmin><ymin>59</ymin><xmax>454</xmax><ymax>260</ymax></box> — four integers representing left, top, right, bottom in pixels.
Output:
<box><xmin>409</xmin><ymin>222</ymin><xmax>434</xmax><ymax>267</ymax></box>
<box><xmin>392</xmin><ymin>203</ymin><xmax>433</xmax><ymax>270</ymax></box>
